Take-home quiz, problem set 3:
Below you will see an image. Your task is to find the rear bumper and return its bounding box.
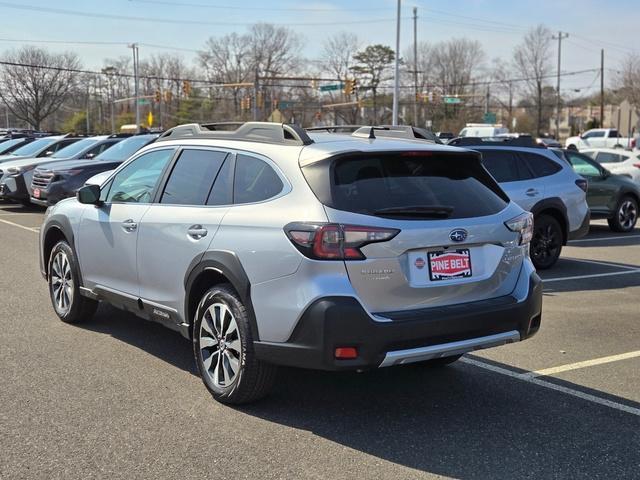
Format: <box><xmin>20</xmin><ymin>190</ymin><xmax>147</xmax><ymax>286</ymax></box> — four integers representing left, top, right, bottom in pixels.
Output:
<box><xmin>568</xmin><ymin>209</ymin><xmax>590</xmax><ymax>241</ymax></box>
<box><xmin>254</xmin><ymin>272</ymin><xmax>543</xmax><ymax>371</ymax></box>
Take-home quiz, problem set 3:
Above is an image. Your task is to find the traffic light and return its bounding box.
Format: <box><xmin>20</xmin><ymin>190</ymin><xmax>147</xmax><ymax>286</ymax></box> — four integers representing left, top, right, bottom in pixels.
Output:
<box><xmin>344</xmin><ymin>79</ymin><xmax>355</xmax><ymax>96</ymax></box>
<box><xmin>182</xmin><ymin>80</ymin><xmax>192</xmax><ymax>97</ymax></box>
<box><xmin>164</xmin><ymin>90</ymin><xmax>173</xmax><ymax>103</ymax></box>
<box><xmin>256</xmin><ymin>91</ymin><xmax>264</xmax><ymax>108</ymax></box>
<box><xmin>311</xmin><ymin>79</ymin><xmax>317</xmax><ymax>90</ymax></box>
<box><xmin>154</xmin><ymin>90</ymin><xmax>161</xmax><ymax>103</ymax></box>
<box><xmin>241</xmin><ymin>97</ymin><xmax>251</xmax><ymax>110</ymax></box>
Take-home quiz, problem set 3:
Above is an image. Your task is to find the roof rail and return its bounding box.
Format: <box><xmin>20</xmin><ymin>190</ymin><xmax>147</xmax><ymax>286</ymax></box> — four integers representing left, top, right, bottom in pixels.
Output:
<box><xmin>448</xmin><ymin>136</ymin><xmax>543</xmax><ymax>148</ymax></box>
<box><xmin>305</xmin><ymin>125</ymin><xmax>363</xmax><ymax>133</ymax></box>
<box><xmin>157</xmin><ymin>122</ymin><xmax>314</xmax><ymax>146</ymax></box>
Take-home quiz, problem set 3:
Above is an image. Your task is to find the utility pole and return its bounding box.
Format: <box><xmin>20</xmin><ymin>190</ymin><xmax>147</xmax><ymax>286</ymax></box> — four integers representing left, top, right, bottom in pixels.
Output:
<box><xmin>129</xmin><ymin>43</ymin><xmax>140</xmax><ymax>133</ymax></box>
<box><xmin>485</xmin><ymin>85</ymin><xmax>490</xmax><ymax>115</ymax></box>
<box><xmin>552</xmin><ymin>31</ymin><xmax>569</xmax><ymax>139</ymax></box>
<box><xmin>392</xmin><ymin>0</ymin><xmax>401</xmax><ymax>126</ymax></box>
<box><xmin>600</xmin><ymin>49</ymin><xmax>605</xmax><ymax>127</ymax></box>
<box><xmin>412</xmin><ymin>6</ymin><xmax>418</xmax><ymax>127</ymax></box>
<box><xmin>85</xmin><ymin>83</ymin><xmax>90</xmax><ymax>134</ymax></box>
<box><xmin>253</xmin><ymin>66</ymin><xmax>259</xmax><ymax>122</ymax></box>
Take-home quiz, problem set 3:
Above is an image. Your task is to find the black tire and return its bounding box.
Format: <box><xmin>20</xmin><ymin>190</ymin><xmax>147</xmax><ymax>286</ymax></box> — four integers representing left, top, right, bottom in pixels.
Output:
<box><xmin>567</xmin><ymin>144</ymin><xmax>578</xmax><ymax>151</ymax></box>
<box><xmin>608</xmin><ymin>195</ymin><xmax>638</xmax><ymax>233</ymax></box>
<box><xmin>531</xmin><ymin>214</ymin><xmax>563</xmax><ymax>270</ymax></box>
<box><xmin>48</xmin><ymin>240</ymin><xmax>98</xmax><ymax>323</ymax></box>
<box><xmin>193</xmin><ymin>284</ymin><xmax>277</xmax><ymax>405</ymax></box>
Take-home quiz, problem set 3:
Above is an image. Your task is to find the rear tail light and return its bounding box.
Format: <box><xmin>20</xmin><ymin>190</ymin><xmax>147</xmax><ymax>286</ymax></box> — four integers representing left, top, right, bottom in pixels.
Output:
<box><xmin>285</xmin><ymin>223</ymin><xmax>400</xmax><ymax>260</ymax></box>
<box><xmin>631</xmin><ymin>138</ymin><xmax>636</xmax><ymax>149</ymax></box>
<box><xmin>334</xmin><ymin>347</ymin><xmax>358</xmax><ymax>359</ymax></box>
<box><xmin>633</xmin><ymin>163</ymin><xmax>640</xmax><ymax>169</ymax></box>
<box><xmin>505</xmin><ymin>212</ymin><xmax>533</xmax><ymax>245</ymax></box>
<box><xmin>575</xmin><ymin>178</ymin><xmax>588</xmax><ymax>192</ymax></box>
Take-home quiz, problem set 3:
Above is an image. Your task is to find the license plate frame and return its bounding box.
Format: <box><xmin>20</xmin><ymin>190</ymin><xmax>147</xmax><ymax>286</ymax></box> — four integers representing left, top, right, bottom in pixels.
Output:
<box><xmin>427</xmin><ymin>249</ymin><xmax>472</xmax><ymax>281</ymax></box>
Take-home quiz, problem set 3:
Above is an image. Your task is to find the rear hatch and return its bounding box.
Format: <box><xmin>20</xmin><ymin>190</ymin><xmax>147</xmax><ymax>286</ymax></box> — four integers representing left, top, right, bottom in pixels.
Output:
<box><xmin>301</xmin><ymin>150</ymin><xmax>526</xmax><ymax>314</ymax></box>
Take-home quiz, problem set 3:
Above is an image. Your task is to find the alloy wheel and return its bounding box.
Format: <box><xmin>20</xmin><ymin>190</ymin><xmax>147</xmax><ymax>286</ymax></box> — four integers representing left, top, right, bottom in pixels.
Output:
<box><xmin>50</xmin><ymin>251</ymin><xmax>74</xmax><ymax>314</ymax></box>
<box><xmin>618</xmin><ymin>200</ymin><xmax>637</xmax><ymax>231</ymax></box>
<box><xmin>199</xmin><ymin>303</ymin><xmax>242</xmax><ymax>388</ymax></box>
<box><xmin>532</xmin><ymin>223</ymin><xmax>561</xmax><ymax>264</ymax></box>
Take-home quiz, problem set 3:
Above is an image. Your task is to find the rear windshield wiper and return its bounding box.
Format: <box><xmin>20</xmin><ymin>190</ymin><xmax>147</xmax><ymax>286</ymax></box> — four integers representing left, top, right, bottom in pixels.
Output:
<box><xmin>372</xmin><ymin>205</ymin><xmax>454</xmax><ymax>219</ymax></box>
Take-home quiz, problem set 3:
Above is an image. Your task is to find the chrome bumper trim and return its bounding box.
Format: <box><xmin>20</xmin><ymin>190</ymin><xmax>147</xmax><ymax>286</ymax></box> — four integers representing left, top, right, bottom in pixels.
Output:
<box><xmin>379</xmin><ymin>330</ymin><xmax>521</xmax><ymax>368</ymax></box>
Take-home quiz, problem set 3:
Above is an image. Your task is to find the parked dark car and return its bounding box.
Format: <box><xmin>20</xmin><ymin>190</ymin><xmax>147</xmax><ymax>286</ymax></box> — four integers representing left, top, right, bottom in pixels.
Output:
<box><xmin>30</xmin><ymin>134</ymin><xmax>158</xmax><ymax>206</ymax></box>
<box><xmin>553</xmin><ymin>148</ymin><xmax>639</xmax><ymax>232</ymax></box>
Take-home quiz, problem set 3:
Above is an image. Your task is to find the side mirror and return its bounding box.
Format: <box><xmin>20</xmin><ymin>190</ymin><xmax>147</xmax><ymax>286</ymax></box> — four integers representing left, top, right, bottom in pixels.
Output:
<box><xmin>77</xmin><ymin>184</ymin><xmax>102</xmax><ymax>205</ymax></box>
<box><xmin>601</xmin><ymin>169</ymin><xmax>611</xmax><ymax>179</ymax></box>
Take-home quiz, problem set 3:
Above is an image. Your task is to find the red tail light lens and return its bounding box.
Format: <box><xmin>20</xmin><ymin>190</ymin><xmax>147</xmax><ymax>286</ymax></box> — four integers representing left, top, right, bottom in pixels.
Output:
<box><xmin>575</xmin><ymin>179</ymin><xmax>588</xmax><ymax>192</ymax></box>
<box><xmin>633</xmin><ymin>163</ymin><xmax>640</xmax><ymax>169</ymax></box>
<box><xmin>285</xmin><ymin>223</ymin><xmax>400</xmax><ymax>260</ymax></box>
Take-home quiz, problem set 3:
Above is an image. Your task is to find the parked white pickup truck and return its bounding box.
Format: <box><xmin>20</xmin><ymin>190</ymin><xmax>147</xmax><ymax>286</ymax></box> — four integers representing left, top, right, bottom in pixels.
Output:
<box><xmin>565</xmin><ymin>128</ymin><xmax>636</xmax><ymax>150</ymax></box>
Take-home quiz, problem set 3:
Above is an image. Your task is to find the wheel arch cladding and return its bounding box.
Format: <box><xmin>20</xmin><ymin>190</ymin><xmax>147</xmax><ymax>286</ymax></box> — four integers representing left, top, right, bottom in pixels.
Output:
<box><xmin>184</xmin><ymin>250</ymin><xmax>260</xmax><ymax>341</ymax></box>
<box><xmin>530</xmin><ymin>198</ymin><xmax>569</xmax><ymax>245</ymax></box>
<box><xmin>43</xmin><ymin>217</ymin><xmax>76</xmax><ymax>277</ymax></box>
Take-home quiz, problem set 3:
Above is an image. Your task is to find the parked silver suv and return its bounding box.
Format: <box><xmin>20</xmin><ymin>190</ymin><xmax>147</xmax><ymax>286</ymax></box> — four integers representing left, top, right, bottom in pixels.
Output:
<box><xmin>39</xmin><ymin>123</ymin><xmax>542</xmax><ymax>404</ymax></box>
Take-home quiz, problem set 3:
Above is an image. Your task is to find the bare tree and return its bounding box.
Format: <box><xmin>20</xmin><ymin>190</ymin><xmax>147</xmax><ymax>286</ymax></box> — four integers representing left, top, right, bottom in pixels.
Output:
<box><xmin>0</xmin><ymin>46</ymin><xmax>81</xmax><ymax>130</ymax></box>
<box><xmin>199</xmin><ymin>33</ymin><xmax>252</xmax><ymax>117</ymax></box>
<box><xmin>431</xmin><ymin>38</ymin><xmax>484</xmax><ymax>97</ymax></box>
<box><xmin>351</xmin><ymin>44</ymin><xmax>395</xmax><ymax>123</ymax></box>
<box><xmin>513</xmin><ymin>25</ymin><xmax>553</xmax><ymax>135</ymax></box>
<box><xmin>616</xmin><ymin>53</ymin><xmax>640</xmax><ymax>114</ymax></box>
<box><xmin>249</xmin><ymin>23</ymin><xmax>302</xmax><ymax>78</ymax></box>
<box><xmin>321</xmin><ymin>32</ymin><xmax>360</xmax><ymax>124</ymax></box>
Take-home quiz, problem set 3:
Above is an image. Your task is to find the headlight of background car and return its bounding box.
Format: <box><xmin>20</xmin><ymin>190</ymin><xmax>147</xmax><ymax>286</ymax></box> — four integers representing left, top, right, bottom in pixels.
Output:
<box><xmin>56</xmin><ymin>169</ymin><xmax>83</xmax><ymax>177</ymax></box>
<box><xmin>6</xmin><ymin>164</ymin><xmax>35</xmax><ymax>175</ymax></box>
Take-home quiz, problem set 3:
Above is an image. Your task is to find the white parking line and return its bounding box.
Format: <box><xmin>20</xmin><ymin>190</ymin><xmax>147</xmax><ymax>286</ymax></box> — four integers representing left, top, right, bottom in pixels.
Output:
<box><xmin>461</xmin><ymin>357</ymin><xmax>640</xmax><ymax>417</ymax></box>
<box><xmin>520</xmin><ymin>351</ymin><xmax>640</xmax><ymax>379</ymax></box>
<box><xmin>569</xmin><ymin>234</ymin><xmax>640</xmax><ymax>243</ymax></box>
<box><xmin>543</xmin><ymin>269</ymin><xmax>640</xmax><ymax>283</ymax></box>
<box><xmin>564</xmin><ymin>257</ymin><xmax>640</xmax><ymax>270</ymax></box>
<box><xmin>0</xmin><ymin>217</ymin><xmax>39</xmax><ymax>233</ymax></box>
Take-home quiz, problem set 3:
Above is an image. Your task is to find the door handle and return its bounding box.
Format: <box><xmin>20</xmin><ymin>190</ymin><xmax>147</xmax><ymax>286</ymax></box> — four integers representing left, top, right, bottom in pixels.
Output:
<box><xmin>187</xmin><ymin>224</ymin><xmax>208</xmax><ymax>240</ymax></box>
<box><xmin>525</xmin><ymin>188</ymin><xmax>539</xmax><ymax>197</ymax></box>
<box><xmin>122</xmin><ymin>219</ymin><xmax>138</xmax><ymax>232</ymax></box>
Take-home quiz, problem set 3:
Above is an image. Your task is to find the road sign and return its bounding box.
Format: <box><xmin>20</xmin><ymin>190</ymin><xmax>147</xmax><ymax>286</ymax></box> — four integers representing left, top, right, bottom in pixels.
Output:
<box><xmin>483</xmin><ymin>112</ymin><xmax>497</xmax><ymax>124</ymax></box>
<box><xmin>319</xmin><ymin>84</ymin><xmax>343</xmax><ymax>92</ymax></box>
<box><xmin>138</xmin><ymin>99</ymin><xmax>150</xmax><ymax>105</ymax></box>
<box><xmin>278</xmin><ymin>101</ymin><xmax>295</xmax><ymax>110</ymax></box>
<box><xmin>443</xmin><ymin>96</ymin><xmax>462</xmax><ymax>104</ymax></box>
<box><xmin>147</xmin><ymin>111</ymin><xmax>154</xmax><ymax>127</ymax></box>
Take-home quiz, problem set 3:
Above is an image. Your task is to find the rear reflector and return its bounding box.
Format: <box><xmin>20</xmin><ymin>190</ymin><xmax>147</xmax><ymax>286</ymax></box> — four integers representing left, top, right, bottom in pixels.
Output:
<box><xmin>334</xmin><ymin>347</ymin><xmax>358</xmax><ymax>359</ymax></box>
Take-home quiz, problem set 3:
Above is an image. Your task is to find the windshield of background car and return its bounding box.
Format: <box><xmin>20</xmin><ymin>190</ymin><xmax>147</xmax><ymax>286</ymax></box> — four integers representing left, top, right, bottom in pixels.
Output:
<box><xmin>302</xmin><ymin>152</ymin><xmax>509</xmax><ymax>220</ymax></box>
<box><xmin>50</xmin><ymin>138</ymin><xmax>99</xmax><ymax>158</ymax></box>
<box><xmin>95</xmin><ymin>135</ymin><xmax>156</xmax><ymax>161</ymax></box>
<box><xmin>0</xmin><ymin>138</ymin><xmax>26</xmax><ymax>154</ymax></box>
<box><xmin>9</xmin><ymin>137</ymin><xmax>57</xmax><ymax>156</ymax></box>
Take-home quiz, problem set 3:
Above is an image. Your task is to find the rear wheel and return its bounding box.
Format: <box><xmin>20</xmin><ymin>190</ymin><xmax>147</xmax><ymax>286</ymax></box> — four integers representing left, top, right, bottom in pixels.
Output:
<box><xmin>531</xmin><ymin>214</ymin><xmax>563</xmax><ymax>270</ymax></box>
<box><xmin>608</xmin><ymin>196</ymin><xmax>638</xmax><ymax>232</ymax></box>
<box><xmin>567</xmin><ymin>144</ymin><xmax>578</xmax><ymax>150</ymax></box>
<box><xmin>193</xmin><ymin>284</ymin><xmax>277</xmax><ymax>405</ymax></box>
<box><xmin>48</xmin><ymin>241</ymin><xmax>98</xmax><ymax>323</ymax></box>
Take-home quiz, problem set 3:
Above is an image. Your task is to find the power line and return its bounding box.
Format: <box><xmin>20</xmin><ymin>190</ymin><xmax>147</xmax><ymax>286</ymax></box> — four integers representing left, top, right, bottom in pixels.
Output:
<box><xmin>0</xmin><ymin>2</ymin><xmax>404</xmax><ymax>27</ymax></box>
<box><xmin>128</xmin><ymin>0</ymin><xmax>394</xmax><ymax>12</ymax></box>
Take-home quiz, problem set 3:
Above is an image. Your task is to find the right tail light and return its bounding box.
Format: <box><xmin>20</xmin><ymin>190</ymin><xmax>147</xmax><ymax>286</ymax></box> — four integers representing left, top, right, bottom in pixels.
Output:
<box><xmin>505</xmin><ymin>212</ymin><xmax>533</xmax><ymax>245</ymax></box>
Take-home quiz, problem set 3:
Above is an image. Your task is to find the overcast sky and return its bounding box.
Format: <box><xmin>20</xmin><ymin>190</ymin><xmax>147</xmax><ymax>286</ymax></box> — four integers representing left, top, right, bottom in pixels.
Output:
<box><xmin>1</xmin><ymin>0</ymin><xmax>638</xmax><ymax>96</ymax></box>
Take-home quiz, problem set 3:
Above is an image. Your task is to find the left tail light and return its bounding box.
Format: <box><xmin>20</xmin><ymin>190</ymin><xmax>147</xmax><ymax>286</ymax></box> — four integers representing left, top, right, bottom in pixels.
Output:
<box><xmin>284</xmin><ymin>223</ymin><xmax>400</xmax><ymax>260</ymax></box>
<box><xmin>575</xmin><ymin>178</ymin><xmax>588</xmax><ymax>192</ymax></box>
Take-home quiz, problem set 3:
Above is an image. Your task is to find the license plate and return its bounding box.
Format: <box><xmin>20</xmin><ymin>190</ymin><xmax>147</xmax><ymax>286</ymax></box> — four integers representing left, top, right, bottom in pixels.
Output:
<box><xmin>33</xmin><ymin>188</ymin><xmax>40</xmax><ymax>198</ymax></box>
<box><xmin>428</xmin><ymin>249</ymin><xmax>472</xmax><ymax>281</ymax></box>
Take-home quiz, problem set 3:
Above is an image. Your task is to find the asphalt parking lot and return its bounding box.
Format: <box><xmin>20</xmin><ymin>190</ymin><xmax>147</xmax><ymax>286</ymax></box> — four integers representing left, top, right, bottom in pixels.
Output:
<box><xmin>1</xmin><ymin>202</ymin><xmax>639</xmax><ymax>479</ymax></box>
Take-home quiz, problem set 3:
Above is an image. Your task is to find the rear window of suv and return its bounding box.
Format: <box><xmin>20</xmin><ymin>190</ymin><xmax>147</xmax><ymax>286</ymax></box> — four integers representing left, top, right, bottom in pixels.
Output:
<box><xmin>302</xmin><ymin>152</ymin><xmax>509</xmax><ymax>220</ymax></box>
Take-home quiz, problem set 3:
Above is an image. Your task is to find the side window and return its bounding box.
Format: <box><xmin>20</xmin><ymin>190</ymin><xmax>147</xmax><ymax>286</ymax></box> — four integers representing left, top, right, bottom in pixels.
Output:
<box><xmin>233</xmin><ymin>154</ymin><xmax>284</xmax><ymax>204</ymax></box>
<box><xmin>85</xmin><ymin>141</ymin><xmax>116</xmax><ymax>158</ymax></box>
<box><xmin>106</xmin><ymin>149</ymin><xmax>174</xmax><ymax>203</ymax></box>
<box><xmin>160</xmin><ymin>149</ymin><xmax>227</xmax><ymax>205</ymax></box>
<box><xmin>207</xmin><ymin>155</ymin><xmax>234</xmax><ymax>206</ymax></box>
<box><xmin>480</xmin><ymin>150</ymin><xmax>531</xmax><ymax>183</ymax></box>
<box><xmin>609</xmin><ymin>130</ymin><xmax>619</xmax><ymax>138</ymax></box>
<box><xmin>520</xmin><ymin>152</ymin><xmax>562</xmax><ymax>178</ymax></box>
<box><xmin>596</xmin><ymin>152</ymin><xmax>626</xmax><ymax>164</ymax></box>
<box><xmin>566</xmin><ymin>152</ymin><xmax>601</xmax><ymax>177</ymax></box>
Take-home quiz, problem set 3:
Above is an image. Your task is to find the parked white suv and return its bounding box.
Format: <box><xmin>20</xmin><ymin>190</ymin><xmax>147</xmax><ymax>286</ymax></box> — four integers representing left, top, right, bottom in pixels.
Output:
<box><xmin>566</xmin><ymin>129</ymin><xmax>636</xmax><ymax>151</ymax></box>
<box><xmin>39</xmin><ymin>122</ymin><xmax>542</xmax><ymax>404</ymax></box>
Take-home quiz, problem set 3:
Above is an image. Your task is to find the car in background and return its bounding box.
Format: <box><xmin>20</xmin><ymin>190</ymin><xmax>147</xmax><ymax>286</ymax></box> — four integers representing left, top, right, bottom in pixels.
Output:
<box><xmin>0</xmin><ymin>135</ymin><xmax>78</xmax><ymax>164</ymax></box>
<box><xmin>552</xmin><ymin>149</ymin><xmax>639</xmax><ymax>232</ymax></box>
<box><xmin>565</xmin><ymin>128</ymin><xmax>636</xmax><ymax>151</ymax></box>
<box><xmin>581</xmin><ymin>148</ymin><xmax>640</xmax><ymax>183</ymax></box>
<box><xmin>436</xmin><ymin>132</ymin><xmax>455</xmax><ymax>143</ymax></box>
<box><xmin>536</xmin><ymin>137</ymin><xmax>562</xmax><ymax>148</ymax></box>
<box><xmin>449</xmin><ymin>136</ymin><xmax>590</xmax><ymax>269</ymax></box>
<box><xmin>459</xmin><ymin>124</ymin><xmax>509</xmax><ymax>138</ymax></box>
<box><xmin>30</xmin><ymin>134</ymin><xmax>158</xmax><ymax>206</ymax></box>
<box><xmin>0</xmin><ymin>135</ymin><xmax>124</xmax><ymax>205</ymax></box>
<box><xmin>0</xmin><ymin>137</ymin><xmax>35</xmax><ymax>156</ymax></box>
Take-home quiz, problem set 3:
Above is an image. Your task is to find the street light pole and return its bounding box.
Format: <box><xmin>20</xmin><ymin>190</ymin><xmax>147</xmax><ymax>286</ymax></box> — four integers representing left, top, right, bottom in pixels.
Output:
<box><xmin>392</xmin><ymin>0</ymin><xmax>401</xmax><ymax>126</ymax></box>
<box><xmin>102</xmin><ymin>66</ymin><xmax>118</xmax><ymax>134</ymax></box>
<box><xmin>129</xmin><ymin>43</ymin><xmax>140</xmax><ymax>133</ymax></box>
<box><xmin>552</xmin><ymin>31</ymin><xmax>568</xmax><ymax>139</ymax></box>
<box><xmin>412</xmin><ymin>7</ymin><xmax>418</xmax><ymax>127</ymax></box>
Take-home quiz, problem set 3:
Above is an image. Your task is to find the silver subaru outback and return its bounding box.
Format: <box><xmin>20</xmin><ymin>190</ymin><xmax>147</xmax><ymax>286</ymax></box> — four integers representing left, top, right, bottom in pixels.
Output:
<box><xmin>39</xmin><ymin>122</ymin><xmax>542</xmax><ymax>404</ymax></box>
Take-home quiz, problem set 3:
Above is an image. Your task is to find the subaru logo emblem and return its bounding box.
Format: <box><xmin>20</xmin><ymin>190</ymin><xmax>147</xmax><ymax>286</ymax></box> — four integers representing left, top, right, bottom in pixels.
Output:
<box><xmin>449</xmin><ymin>229</ymin><xmax>467</xmax><ymax>242</ymax></box>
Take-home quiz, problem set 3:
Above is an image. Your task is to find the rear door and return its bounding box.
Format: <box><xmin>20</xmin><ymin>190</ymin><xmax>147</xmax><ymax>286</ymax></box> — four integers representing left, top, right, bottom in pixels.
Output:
<box><xmin>136</xmin><ymin>148</ymin><xmax>232</xmax><ymax>313</ymax></box>
<box><xmin>479</xmin><ymin>149</ymin><xmax>543</xmax><ymax>211</ymax></box>
<box><xmin>565</xmin><ymin>150</ymin><xmax>614</xmax><ymax>213</ymax></box>
<box><xmin>304</xmin><ymin>151</ymin><xmax>524</xmax><ymax>313</ymax></box>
